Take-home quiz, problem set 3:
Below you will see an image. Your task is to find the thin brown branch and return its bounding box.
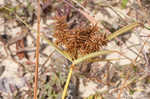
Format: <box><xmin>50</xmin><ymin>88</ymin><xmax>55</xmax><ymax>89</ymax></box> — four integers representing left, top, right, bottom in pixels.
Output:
<box><xmin>34</xmin><ymin>0</ymin><xmax>41</xmax><ymax>99</ymax></box>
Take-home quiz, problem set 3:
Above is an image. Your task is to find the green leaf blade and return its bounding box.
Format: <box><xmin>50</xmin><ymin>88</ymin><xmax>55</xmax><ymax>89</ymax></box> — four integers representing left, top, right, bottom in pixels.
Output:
<box><xmin>122</xmin><ymin>0</ymin><xmax>128</xmax><ymax>8</ymax></box>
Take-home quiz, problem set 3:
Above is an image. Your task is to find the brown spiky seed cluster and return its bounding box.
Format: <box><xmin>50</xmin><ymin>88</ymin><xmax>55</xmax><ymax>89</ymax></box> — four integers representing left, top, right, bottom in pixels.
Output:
<box><xmin>53</xmin><ymin>16</ymin><xmax>108</xmax><ymax>59</ymax></box>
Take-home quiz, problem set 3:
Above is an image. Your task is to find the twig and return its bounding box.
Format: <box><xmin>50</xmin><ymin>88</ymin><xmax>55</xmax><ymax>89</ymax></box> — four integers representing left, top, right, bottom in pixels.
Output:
<box><xmin>15</xmin><ymin>47</ymin><xmax>37</xmax><ymax>53</ymax></box>
<box><xmin>7</xmin><ymin>30</ymin><xmax>28</xmax><ymax>46</ymax></box>
<box><xmin>117</xmin><ymin>70</ymin><xmax>130</xmax><ymax>99</ymax></box>
<box><xmin>3</xmin><ymin>7</ymin><xmax>36</xmax><ymax>42</ymax></box>
<box><xmin>108</xmin><ymin>6</ymin><xmax>129</xmax><ymax>24</ymax></box>
<box><xmin>42</xmin><ymin>50</ymin><xmax>55</xmax><ymax>67</ymax></box>
<box><xmin>33</xmin><ymin>0</ymin><xmax>41</xmax><ymax>99</ymax></box>
<box><xmin>63</xmin><ymin>0</ymin><xmax>97</xmax><ymax>25</ymax></box>
<box><xmin>134</xmin><ymin>39</ymin><xmax>147</xmax><ymax>61</ymax></box>
<box><xmin>71</xmin><ymin>0</ymin><xmax>90</xmax><ymax>13</ymax></box>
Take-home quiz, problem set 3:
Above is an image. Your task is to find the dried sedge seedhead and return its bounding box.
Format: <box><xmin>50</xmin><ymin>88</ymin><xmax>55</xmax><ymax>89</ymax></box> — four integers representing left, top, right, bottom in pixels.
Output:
<box><xmin>53</xmin><ymin>15</ymin><xmax>108</xmax><ymax>59</ymax></box>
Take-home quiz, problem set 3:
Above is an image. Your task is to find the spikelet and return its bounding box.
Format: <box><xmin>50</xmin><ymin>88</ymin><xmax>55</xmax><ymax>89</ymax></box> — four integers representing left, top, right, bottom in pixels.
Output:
<box><xmin>53</xmin><ymin>15</ymin><xmax>108</xmax><ymax>59</ymax></box>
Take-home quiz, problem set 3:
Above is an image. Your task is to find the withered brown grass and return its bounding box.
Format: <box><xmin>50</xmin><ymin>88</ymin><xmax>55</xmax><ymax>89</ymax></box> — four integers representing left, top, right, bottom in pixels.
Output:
<box><xmin>53</xmin><ymin>15</ymin><xmax>108</xmax><ymax>59</ymax></box>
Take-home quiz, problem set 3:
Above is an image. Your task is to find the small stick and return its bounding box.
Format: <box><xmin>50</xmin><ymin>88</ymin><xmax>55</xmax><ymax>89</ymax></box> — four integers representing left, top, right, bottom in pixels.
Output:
<box><xmin>33</xmin><ymin>0</ymin><xmax>41</xmax><ymax>99</ymax></box>
<box><xmin>42</xmin><ymin>50</ymin><xmax>55</xmax><ymax>67</ymax></box>
<box><xmin>7</xmin><ymin>30</ymin><xmax>28</xmax><ymax>46</ymax></box>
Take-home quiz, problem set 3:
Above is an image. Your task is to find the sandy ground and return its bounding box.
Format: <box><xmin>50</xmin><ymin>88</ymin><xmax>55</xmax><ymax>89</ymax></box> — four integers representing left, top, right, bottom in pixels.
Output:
<box><xmin>0</xmin><ymin>0</ymin><xmax>150</xmax><ymax>99</ymax></box>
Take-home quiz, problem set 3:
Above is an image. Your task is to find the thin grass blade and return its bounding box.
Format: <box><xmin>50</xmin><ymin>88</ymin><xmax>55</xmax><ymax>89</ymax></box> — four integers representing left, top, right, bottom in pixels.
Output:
<box><xmin>41</xmin><ymin>34</ymin><xmax>73</xmax><ymax>62</ymax></box>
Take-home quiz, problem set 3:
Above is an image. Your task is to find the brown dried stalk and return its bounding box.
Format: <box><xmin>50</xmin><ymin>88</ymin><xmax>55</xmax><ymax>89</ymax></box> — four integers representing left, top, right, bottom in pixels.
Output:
<box><xmin>34</xmin><ymin>0</ymin><xmax>41</xmax><ymax>99</ymax></box>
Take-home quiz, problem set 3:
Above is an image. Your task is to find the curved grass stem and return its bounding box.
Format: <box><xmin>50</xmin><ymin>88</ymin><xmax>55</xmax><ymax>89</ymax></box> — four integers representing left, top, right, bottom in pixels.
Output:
<box><xmin>107</xmin><ymin>22</ymin><xmax>140</xmax><ymax>41</ymax></box>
